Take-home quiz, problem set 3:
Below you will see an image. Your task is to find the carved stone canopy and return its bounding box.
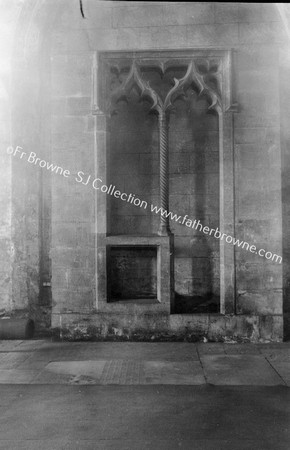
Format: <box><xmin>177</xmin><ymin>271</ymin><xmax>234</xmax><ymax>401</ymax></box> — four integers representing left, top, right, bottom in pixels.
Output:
<box><xmin>98</xmin><ymin>50</ymin><xmax>233</xmax><ymax>116</ymax></box>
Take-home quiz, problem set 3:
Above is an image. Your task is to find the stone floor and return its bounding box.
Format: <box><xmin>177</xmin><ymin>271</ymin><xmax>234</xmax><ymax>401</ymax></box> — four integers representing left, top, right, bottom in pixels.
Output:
<box><xmin>0</xmin><ymin>340</ymin><xmax>289</xmax><ymax>449</ymax></box>
<box><xmin>0</xmin><ymin>340</ymin><xmax>289</xmax><ymax>386</ymax></box>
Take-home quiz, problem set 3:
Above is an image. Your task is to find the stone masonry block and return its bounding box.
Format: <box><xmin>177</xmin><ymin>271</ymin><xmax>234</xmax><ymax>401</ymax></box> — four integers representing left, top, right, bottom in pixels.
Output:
<box><xmin>237</xmin><ymin>45</ymin><xmax>278</xmax><ymax>70</ymax></box>
<box><xmin>169</xmin><ymin>194</ymin><xmax>190</xmax><ymax>217</ymax></box>
<box><xmin>234</xmin><ymin>127</ymin><xmax>279</xmax><ymax>145</ymax></box>
<box><xmin>78</xmin><ymin>3</ymin><xmax>112</xmax><ymax>29</ymax></box>
<box><xmin>113</xmin><ymin>4</ymin><xmax>164</xmax><ymax>28</ymax></box>
<box><xmin>124</xmin><ymin>175</ymin><xmax>159</xmax><ymax>197</ymax></box>
<box><xmin>260</xmin><ymin>3</ymin><xmax>282</xmax><ymax>22</ymax></box>
<box><xmin>170</xmin><ymin>152</ymin><xmax>190</xmax><ymax>174</ymax></box>
<box><xmin>186</xmin><ymin>23</ymin><xmax>239</xmax><ymax>46</ymax></box>
<box><xmin>51</xmin><ymin>54</ymin><xmax>92</xmax><ymax>77</ymax></box>
<box><xmin>214</xmin><ymin>3</ymin><xmax>267</xmax><ymax>24</ymax></box>
<box><xmin>164</xmin><ymin>3</ymin><xmax>214</xmax><ymax>26</ymax></box>
<box><xmin>52</xmin><ymin>195</ymin><xmax>94</xmax><ymax>223</ymax></box>
<box><xmin>116</xmin><ymin>28</ymin><xmax>141</xmax><ymax>50</ymax></box>
<box><xmin>50</xmin><ymin>247</ymin><xmax>95</xmax><ymax>271</ymax></box>
<box><xmin>235</xmin><ymin>219</ymin><xmax>272</xmax><ymax>245</ymax></box>
<box><xmin>51</xmin><ymin>30</ymin><xmax>85</xmax><ymax>54</ymax></box>
<box><xmin>138</xmin><ymin>26</ymin><xmax>189</xmax><ymax>50</ymax></box>
<box><xmin>51</xmin><ymin>128</ymin><xmax>93</xmax><ymax>149</ymax></box>
<box><xmin>110</xmin><ymin>197</ymin><xmax>149</xmax><ymax>217</ymax></box>
<box><xmin>66</xmin><ymin>97</ymin><xmax>91</xmax><ymax>116</ymax></box>
<box><xmin>236</xmin><ymin>68</ymin><xmax>278</xmax><ymax>97</ymax></box>
<box><xmin>239</xmin><ymin>22</ymin><xmax>286</xmax><ymax>45</ymax></box>
<box><xmin>113</xmin><ymin>3</ymin><xmax>214</xmax><ymax>28</ymax></box>
<box><xmin>109</xmin><ymin>214</ymin><xmax>151</xmax><ymax>236</ymax></box>
<box><xmin>170</xmin><ymin>174</ymin><xmax>195</xmax><ymax>195</ymax></box>
<box><xmin>139</xmin><ymin>153</ymin><xmax>159</xmax><ymax>175</ymax></box>
<box><xmin>51</xmin><ymin>97</ymin><xmax>67</xmax><ymax>116</ymax></box>
<box><xmin>175</xmin><ymin>257</ymin><xmax>211</xmax><ymax>280</ymax></box>
<box><xmin>235</xmin><ymin>113</ymin><xmax>279</xmax><ymax>129</ymax></box>
<box><xmin>236</xmin><ymin>262</ymin><xmax>282</xmax><ymax>291</ymax></box>
<box><xmin>237</xmin><ymin>91</ymin><xmax>279</xmax><ymax>116</ymax></box>
<box><xmin>236</xmin><ymin>289</ymin><xmax>282</xmax><ymax>315</ymax></box>
<box><xmin>174</xmin><ymin>236</ymin><xmax>218</xmax><ymax>259</ymax></box>
<box><xmin>214</xmin><ymin>3</ymin><xmax>240</xmax><ymax>23</ymax></box>
<box><xmin>52</xmin><ymin>116</ymin><xmax>87</xmax><ymax>135</ymax></box>
<box><xmin>52</xmin><ymin>288</ymin><xmax>94</xmax><ymax>314</ymax></box>
<box><xmin>51</xmin><ymin>223</ymin><xmax>77</xmax><ymax>248</ymax></box>
<box><xmin>235</xmin><ymin>144</ymin><xmax>278</xmax><ymax>170</ymax></box>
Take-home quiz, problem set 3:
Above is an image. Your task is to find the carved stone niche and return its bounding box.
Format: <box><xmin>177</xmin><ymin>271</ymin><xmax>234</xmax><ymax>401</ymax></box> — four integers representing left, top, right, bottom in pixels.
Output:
<box><xmin>95</xmin><ymin>50</ymin><xmax>235</xmax><ymax>315</ymax></box>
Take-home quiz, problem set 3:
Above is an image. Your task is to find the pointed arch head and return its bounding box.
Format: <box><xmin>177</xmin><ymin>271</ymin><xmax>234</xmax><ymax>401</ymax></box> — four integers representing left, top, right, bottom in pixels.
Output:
<box><xmin>109</xmin><ymin>61</ymin><xmax>163</xmax><ymax>115</ymax></box>
<box><xmin>164</xmin><ymin>60</ymin><xmax>222</xmax><ymax>113</ymax></box>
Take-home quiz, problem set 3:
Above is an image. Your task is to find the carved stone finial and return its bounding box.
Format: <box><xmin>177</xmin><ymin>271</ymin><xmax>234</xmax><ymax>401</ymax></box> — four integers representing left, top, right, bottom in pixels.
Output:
<box><xmin>110</xmin><ymin>61</ymin><xmax>163</xmax><ymax>114</ymax></box>
<box><xmin>163</xmin><ymin>61</ymin><xmax>222</xmax><ymax>113</ymax></box>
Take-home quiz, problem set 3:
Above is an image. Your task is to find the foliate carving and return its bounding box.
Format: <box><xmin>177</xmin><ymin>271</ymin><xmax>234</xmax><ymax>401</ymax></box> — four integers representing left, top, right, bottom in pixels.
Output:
<box><xmin>108</xmin><ymin>58</ymin><xmax>223</xmax><ymax>115</ymax></box>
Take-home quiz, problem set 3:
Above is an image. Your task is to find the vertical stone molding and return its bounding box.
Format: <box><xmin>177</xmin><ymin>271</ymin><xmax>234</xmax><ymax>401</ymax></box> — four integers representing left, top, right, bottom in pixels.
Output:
<box><xmin>218</xmin><ymin>109</ymin><xmax>235</xmax><ymax>314</ymax></box>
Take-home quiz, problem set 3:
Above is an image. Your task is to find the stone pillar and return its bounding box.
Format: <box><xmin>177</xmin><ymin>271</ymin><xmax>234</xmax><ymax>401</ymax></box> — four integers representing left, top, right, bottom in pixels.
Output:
<box><xmin>158</xmin><ymin>110</ymin><xmax>171</xmax><ymax>236</ymax></box>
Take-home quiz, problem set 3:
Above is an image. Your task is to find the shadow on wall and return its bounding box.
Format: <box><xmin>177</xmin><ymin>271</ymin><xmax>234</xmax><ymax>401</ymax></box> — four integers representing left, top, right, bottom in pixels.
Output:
<box><xmin>173</xmin><ymin>239</ymin><xmax>219</xmax><ymax>314</ymax></box>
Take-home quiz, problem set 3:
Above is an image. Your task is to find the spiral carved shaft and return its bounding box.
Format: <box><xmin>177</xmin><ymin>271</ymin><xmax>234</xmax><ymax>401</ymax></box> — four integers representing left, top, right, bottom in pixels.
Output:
<box><xmin>159</xmin><ymin>112</ymin><xmax>170</xmax><ymax>235</ymax></box>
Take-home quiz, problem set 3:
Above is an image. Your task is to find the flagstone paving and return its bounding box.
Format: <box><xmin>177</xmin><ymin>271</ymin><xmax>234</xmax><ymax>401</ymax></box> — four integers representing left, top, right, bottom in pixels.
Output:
<box><xmin>0</xmin><ymin>341</ymin><xmax>289</xmax><ymax>449</ymax></box>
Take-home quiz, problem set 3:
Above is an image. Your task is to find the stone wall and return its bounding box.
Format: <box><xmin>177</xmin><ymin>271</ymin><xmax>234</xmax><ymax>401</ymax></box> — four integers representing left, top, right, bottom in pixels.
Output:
<box><xmin>0</xmin><ymin>0</ymin><xmax>30</xmax><ymax>315</ymax></box>
<box><xmin>1</xmin><ymin>1</ymin><xmax>287</xmax><ymax>341</ymax></box>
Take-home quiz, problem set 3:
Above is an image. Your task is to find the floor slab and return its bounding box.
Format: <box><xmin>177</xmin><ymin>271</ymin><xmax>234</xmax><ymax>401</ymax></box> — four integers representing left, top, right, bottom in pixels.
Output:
<box><xmin>200</xmin><ymin>355</ymin><xmax>285</xmax><ymax>385</ymax></box>
<box><xmin>0</xmin><ymin>439</ymin><xmax>288</xmax><ymax>450</ymax></box>
<box><xmin>0</xmin><ymin>369</ymin><xmax>39</xmax><ymax>384</ymax></box>
<box><xmin>34</xmin><ymin>342</ymin><xmax>200</xmax><ymax>362</ymax></box>
<box><xmin>265</xmin><ymin>360</ymin><xmax>290</xmax><ymax>386</ymax></box>
<box><xmin>0</xmin><ymin>385</ymin><xmax>288</xmax><ymax>443</ymax></box>
<box><xmin>0</xmin><ymin>352</ymin><xmax>32</xmax><ymax>369</ymax></box>
<box><xmin>0</xmin><ymin>342</ymin><xmax>289</xmax><ymax>449</ymax></box>
<box><xmin>34</xmin><ymin>360</ymin><xmax>205</xmax><ymax>385</ymax></box>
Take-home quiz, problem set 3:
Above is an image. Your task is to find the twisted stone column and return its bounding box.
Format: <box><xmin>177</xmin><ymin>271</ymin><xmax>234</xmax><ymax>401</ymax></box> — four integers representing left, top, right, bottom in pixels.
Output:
<box><xmin>158</xmin><ymin>111</ymin><xmax>171</xmax><ymax>236</ymax></box>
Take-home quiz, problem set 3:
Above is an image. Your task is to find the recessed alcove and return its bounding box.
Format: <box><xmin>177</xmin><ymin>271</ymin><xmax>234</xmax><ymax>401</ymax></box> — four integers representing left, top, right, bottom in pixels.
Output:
<box><xmin>107</xmin><ymin>246</ymin><xmax>158</xmax><ymax>302</ymax></box>
<box><xmin>106</xmin><ymin>62</ymin><xmax>220</xmax><ymax>312</ymax></box>
<box><xmin>97</xmin><ymin>49</ymin><xmax>235</xmax><ymax>316</ymax></box>
<box><xmin>169</xmin><ymin>92</ymin><xmax>220</xmax><ymax>313</ymax></box>
<box><xmin>108</xmin><ymin>87</ymin><xmax>159</xmax><ymax>236</ymax></box>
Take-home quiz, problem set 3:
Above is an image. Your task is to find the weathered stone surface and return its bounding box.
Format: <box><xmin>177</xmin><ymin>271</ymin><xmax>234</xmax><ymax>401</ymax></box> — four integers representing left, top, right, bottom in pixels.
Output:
<box><xmin>37</xmin><ymin>359</ymin><xmax>205</xmax><ymax>385</ymax></box>
<box><xmin>0</xmin><ymin>1</ymin><xmax>286</xmax><ymax>339</ymax></box>
<box><xmin>237</xmin><ymin>290</ymin><xmax>283</xmax><ymax>315</ymax></box>
<box><xmin>200</xmin><ymin>355</ymin><xmax>283</xmax><ymax>385</ymax></box>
